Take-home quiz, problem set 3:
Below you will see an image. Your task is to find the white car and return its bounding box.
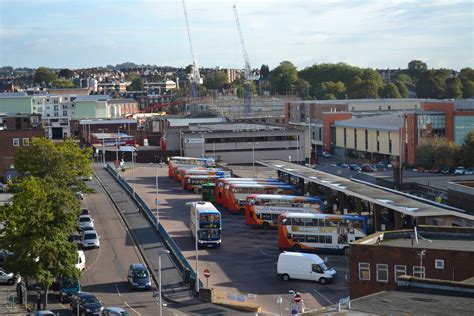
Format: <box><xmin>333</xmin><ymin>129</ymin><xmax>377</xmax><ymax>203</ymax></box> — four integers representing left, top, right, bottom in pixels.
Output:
<box><xmin>454</xmin><ymin>167</ymin><xmax>465</xmax><ymax>175</ymax></box>
<box><xmin>75</xmin><ymin>250</ymin><xmax>86</xmax><ymax>271</ymax></box>
<box><xmin>78</xmin><ymin>215</ymin><xmax>94</xmax><ymax>230</ymax></box>
<box><xmin>0</xmin><ymin>268</ymin><xmax>21</xmax><ymax>285</ymax></box>
<box><xmin>75</xmin><ymin>191</ymin><xmax>84</xmax><ymax>200</ymax></box>
<box><xmin>81</xmin><ymin>230</ymin><xmax>100</xmax><ymax>249</ymax></box>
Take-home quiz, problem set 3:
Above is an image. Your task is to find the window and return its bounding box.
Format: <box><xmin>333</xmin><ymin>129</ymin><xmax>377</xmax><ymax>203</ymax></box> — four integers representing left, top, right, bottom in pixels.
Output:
<box><xmin>22</xmin><ymin>138</ymin><xmax>29</xmax><ymax>146</ymax></box>
<box><xmin>413</xmin><ymin>266</ymin><xmax>425</xmax><ymax>278</ymax></box>
<box><xmin>435</xmin><ymin>259</ymin><xmax>444</xmax><ymax>269</ymax></box>
<box><xmin>312</xmin><ymin>264</ymin><xmax>323</xmax><ymax>273</ymax></box>
<box><xmin>394</xmin><ymin>265</ymin><xmax>407</xmax><ymax>282</ymax></box>
<box><xmin>376</xmin><ymin>264</ymin><xmax>388</xmax><ymax>282</ymax></box>
<box><xmin>63</xmin><ymin>111</ymin><xmax>68</xmax><ymax>116</ymax></box>
<box><xmin>12</xmin><ymin>138</ymin><xmax>20</xmax><ymax>147</ymax></box>
<box><xmin>358</xmin><ymin>263</ymin><xmax>370</xmax><ymax>280</ymax></box>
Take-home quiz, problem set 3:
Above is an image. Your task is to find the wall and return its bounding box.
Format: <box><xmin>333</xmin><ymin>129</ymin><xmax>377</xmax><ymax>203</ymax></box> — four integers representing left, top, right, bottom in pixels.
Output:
<box><xmin>75</xmin><ymin>101</ymin><xmax>99</xmax><ymax>119</ymax></box>
<box><xmin>322</xmin><ymin>112</ymin><xmax>352</xmax><ymax>152</ymax></box>
<box><xmin>0</xmin><ymin>97</ymin><xmax>33</xmax><ymax>114</ymax></box>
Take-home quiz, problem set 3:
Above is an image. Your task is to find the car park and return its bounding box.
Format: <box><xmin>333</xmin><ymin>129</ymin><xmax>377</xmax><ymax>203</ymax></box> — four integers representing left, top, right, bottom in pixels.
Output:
<box><xmin>81</xmin><ymin>230</ymin><xmax>100</xmax><ymax>249</ymax></box>
<box><xmin>102</xmin><ymin>307</ymin><xmax>130</xmax><ymax>316</ymax></box>
<box><xmin>78</xmin><ymin>215</ymin><xmax>94</xmax><ymax>231</ymax></box>
<box><xmin>361</xmin><ymin>164</ymin><xmax>376</xmax><ymax>172</ymax></box>
<box><xmin>0</xmin><ymin>268</ymin><xmax>20</xmax><ymax>285</ymax></box>
<box><xmin>127</xmin><ymin>263</ymin><xmax>152</xmax><ymax>290</ymax></box>
<box><xmin>70</xmin><ymin>292</ymin><xmax>104</xmax><ymax>316</ymax></box>
<box><xmin>349</xmin><ymin>164</ymin><xmax>361</xmax><ymax>172</ymax></box>
<box><xmin>454</xmin><ymin>167</ymin><xmax>465</xmax><ymax>175</ymax></box>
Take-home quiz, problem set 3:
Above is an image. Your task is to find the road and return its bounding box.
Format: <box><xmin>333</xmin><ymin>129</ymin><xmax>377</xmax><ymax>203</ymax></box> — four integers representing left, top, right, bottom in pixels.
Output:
<box><xmin>123</xmin><ymin>164</ymin><xmax>349</xmax><ymax>314</ymax></box>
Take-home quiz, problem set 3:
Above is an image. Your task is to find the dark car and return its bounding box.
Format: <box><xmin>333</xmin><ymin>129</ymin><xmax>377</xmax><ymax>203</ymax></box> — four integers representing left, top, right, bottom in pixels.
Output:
<box><xmin>127</xmin><ymin>263</ymin><xmax>152</xmax><ymax>290</ymax></box>
<box><xmin>70</xmin><ymin>292</ymin><xmax>103</xmax><ymax>316</ymax></box>
<box><xmin>339</xmin><ymin>163</ymin><xmax>350</xmax><ymax>169</ymax></box>
<box><xmin>80</xmin><ymin>208</ymin><xmax>90</xmax><ymax>216</ymax></box>
<box><xmin>349</xmin><ymin>164</ymin><xmax>361</xmax><ymax>172</ymax></box>
<box><xmin>361</xmin><ymin>164</ymin><xmax>376</xmax><ymax>172</ymax></box>
<box><xmin>102</xmin><ymin>307</ymin><xmax>130</xmax><ymax>316</ymax></box>
<box><xmin>441</xmin><ymin>167</ymin><xmax>453</xmax><ymax>174</ymax></box>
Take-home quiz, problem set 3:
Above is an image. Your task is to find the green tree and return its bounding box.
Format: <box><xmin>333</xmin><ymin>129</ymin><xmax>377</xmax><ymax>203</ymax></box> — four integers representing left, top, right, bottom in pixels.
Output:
<box><xmin>58</xmin><ymin>69</ymin><xmax>74</xmax><ymax>79</ymax></box>
<box><xmin>15</xmin><ymin>138</ymin><xmax>92</xmax><ymax>190</ymax></box>
<box><xmin>260</xmin><ymin>64</ymin><xmax>270</xmax><ymax>80</ymax></box>
<box><xmin>444</xmin><ymin>77</ymin><xmax>463</xmax><ymax>99</ymax></box>
<box><xmin>314</xmin><ymin>81</ymin><xmax>346</xmax><ymax>100</ymax></box>
<box><xmin>203</xmin><ymin>71</ymin><xmax>229</xmax><ymax>90</ymax></box>
<box><xmin>269</xmin><ymin>61</ymin><xmax>298</xmax><ymax>95</ymax></box>
<box><xmin>459</xmin><ymin>68</ymin><xmax>474</xmax><ymax>98</ymax></box>
<box><xmin>34</xmin><ymin>67</ymin><xmax>58</xmax><ymax>86</ymax></box>
<box><xmin>416</xmin><ymin>137</ymin><xmax>460</xmax><ymax>168</ymax></box>
<box><xmin>461</xmin><ymin>130</ymin><xmax>474</xmax><ymax>167</ymax></box>
<box><xmin>395</xmin><ymin>73</ymin><xmax>412</xmax><ymax>86</ymax></box>
<box><xmin>381</xmin><ymin>83</ymin><xmax>401</xmax><ymax>98</ymax></box>
<box><xmin>0</xmin><ymin>177</ymin><xmax>80</xmax><ymax>309</ymax></box>
<box><xmin>416</xmin><ymin>69</ymin><xmax>451</xmax><ymax>98</ymax></box>
<box><xmin>294</xmin><ymin>78</ymin><xmax>310</xmax><ymax>98</ymax></box>
<box><xmin>407</xmin><ymin>60</ymin><xmax>427</xmax><ymax>81</ymax></box>
<box><xmin>127</xmin><ymin>76</ymin><xmax>144</xmax><ymax>91</ymax></box>
<box><xmin>394</xmin><ymin>80</ymin><xmax>409</xmax><ymax>98</ymax></box>
<box><xmin>51</xmin><ymin>79</ymin><xmax>75</xmax><ymax>88</ymax></box>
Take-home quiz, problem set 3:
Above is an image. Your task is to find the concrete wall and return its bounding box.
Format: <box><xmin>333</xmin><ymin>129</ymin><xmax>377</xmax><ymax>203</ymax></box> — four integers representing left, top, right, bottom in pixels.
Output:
<box><xmin>335</xmin><ymin>126</ymin><xmax>400</xmax><ymax>156</ymax></box>
<box><xmin>0</xmin><ymin>97</ymin><xmax>33</xmax><ymax>114</ymax></box>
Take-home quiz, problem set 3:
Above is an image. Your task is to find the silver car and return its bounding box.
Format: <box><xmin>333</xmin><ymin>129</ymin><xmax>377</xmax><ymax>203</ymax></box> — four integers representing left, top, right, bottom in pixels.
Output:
<box><xmin>78</xmin><ymin>215</ymin><xmax>94</xmax><ymax>231</ymax></box>
<box><xmin>0</xmin><ymin>268</ymin><xmax>20</xmax><ymax>285</ymax></box>
<box><xmin>81</xmin><ymin>230</ymin><xmax>100</xmax><ymax>249</ymax></box>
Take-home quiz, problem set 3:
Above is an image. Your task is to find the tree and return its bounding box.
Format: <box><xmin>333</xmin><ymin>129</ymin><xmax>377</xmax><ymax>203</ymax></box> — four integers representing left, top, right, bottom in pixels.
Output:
<box><xmin>260</xmin><ymin>64</ymin><xmax>270</xmax><ymax>80</ymax></box>
<box><xmin>461</xmin><ymin>130</ymin><xmax>474</xmax><ymax>167</ymax></box>
<box><xmin>416</xmin><ymin>137</ymin><xmax>460</xmax><ymax>168</ymax></box>
<box><xmin>394</xmin><ymin>80</ymin><xmax>409</xmax><ymax>98</ymax></box>
<box><xmin>459</xmin><ymin>68</ymin><xmax>474</xmax><ymax>98</ymax></box>
<box><xmin>203</xmin><ymin>71</ymin><xmax>228</xmax><ymax>90</ymax></box>
<box><xmin>15</xmin><ymin>138</ymin><xmax>93</xmax><ymax>190</ymax></box>
<box><xmin>395</xmin><ymin>74</ymin><xmax>412</xmax><ymax>86</ymax></box>
<box><xmin>416</xmin><ymin>69</ymin><xmax>451</xmax><ymax>98</ymax></box>
<box><xmin>34</xmin><ymin>67</ymin><xmax>58</xmax><ymax>86</ymax></box>
<box><xmin>58</xmin><ymin>69</ymin><xmax>74</xmax><ymax>79</ymax></box>
<box><xmin>407</xmin><ymin>60</ymin><xmax>427</xmax><ymax>81</ymax></box>
<box><xmin>314</xmin><ymin>81</ymin><xmax>346</xmax><ymax>100</ymax></box>
<box><xmin>294</xmin><ymin>78</ymin><xmax>310</xmax><ymax>98</ymax></box>
<box><xmin>51</xmin><ymin>79</ymin><xmax>75</xmax><ymax>89</ymax></box>
<box><xmin>444</xmin><ymin>77</ymin><xmax>463</xmax><ymax>99</ymax></box>
<box><xmin>381</xmin><ymin>83</ymin><xmax>401</xmax><ymax>98</ymax></box>
<box><xmin>269</xmin><ymin>61</ymin><xmax>298</xmax><ymax>95</ymax></box>
<box><xmin>0</xmin><ymin>177</ymin><xmax>80</xmax><ymax>309</ymax></box>
<box><xmin>127</xmin><ymin>76</ymin><xmax>144</xmax><ymax>91</ymax></box>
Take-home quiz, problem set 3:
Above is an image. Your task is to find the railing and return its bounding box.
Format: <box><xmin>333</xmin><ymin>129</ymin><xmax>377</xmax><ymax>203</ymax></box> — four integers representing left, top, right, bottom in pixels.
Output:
<box><xmin>105</xmin><ymin>164</ymin><xmax>198</xmax><ymax>286</ymax></box>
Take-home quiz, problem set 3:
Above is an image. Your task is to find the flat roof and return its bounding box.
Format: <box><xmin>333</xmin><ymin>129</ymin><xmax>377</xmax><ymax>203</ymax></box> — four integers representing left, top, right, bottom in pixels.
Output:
<box><xmin>188</xmin><ymin>123</ymin><xmax>287</xmax><ymax>132</ymax></box>
<box><xmin>333</xmin><ymin>112</ymin><xmax>402</xmax><ymax>131</ymax></box>
<box><xmin>257</xmin><ymin>160</ymin><xmax>474</xmax><ymax>221</ymax></box>
<box><xmin>381</xmin><ymin>238</ymin><xmax>474</xmax><ymax>252</ymax></box>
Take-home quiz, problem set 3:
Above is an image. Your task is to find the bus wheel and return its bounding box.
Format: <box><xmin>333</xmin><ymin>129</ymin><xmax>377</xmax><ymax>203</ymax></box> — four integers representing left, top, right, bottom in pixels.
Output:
<box><xmin>282</xmin><ymin>274</ymin><xmax>290</xmax><ymax>281</ymax></box>
<box><xmin>292</xmin><ymin>245</ymin><xmax>301</xmax><ymax>252</ymax></box>
<box><xmin>262</xmin><ymin>222</ymin><xmax>271</xmax><ymax>230</ymax></box>
<box><xmin>319</xmin><ymin>277</ymin><xmax>327</xmax><ymax>285</ymax></box>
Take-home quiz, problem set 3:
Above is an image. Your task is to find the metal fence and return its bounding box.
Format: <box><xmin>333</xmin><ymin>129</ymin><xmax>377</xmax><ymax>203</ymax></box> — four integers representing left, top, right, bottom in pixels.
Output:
<box><xmin>105</xmin><ymin>164</ymin><xmax>198</xmax><ymax>285</ymax></box>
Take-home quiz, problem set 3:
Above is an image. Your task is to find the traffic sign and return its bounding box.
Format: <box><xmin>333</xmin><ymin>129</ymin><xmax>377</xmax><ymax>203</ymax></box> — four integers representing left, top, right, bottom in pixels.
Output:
<box><xmin>203</xmin><ymin>269</ymin><xmax>210</xmax><ymax>278</ymax></box>
<box><xmin>294</xmin><ymin>293</ymin><xmax>302</xmax><ymax>303</ymax></box>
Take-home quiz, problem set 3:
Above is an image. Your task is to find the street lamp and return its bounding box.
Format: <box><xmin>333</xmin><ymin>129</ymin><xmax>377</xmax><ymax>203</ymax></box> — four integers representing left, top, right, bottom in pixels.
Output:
<box><xmin>158</xmin><ymin>249</ymin><xmax>170</xmax><ymax>316</ymax></box>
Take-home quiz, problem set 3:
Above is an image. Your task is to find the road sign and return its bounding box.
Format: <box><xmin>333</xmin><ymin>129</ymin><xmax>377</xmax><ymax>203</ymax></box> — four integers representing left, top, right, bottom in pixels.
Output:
<box><xmin>203</xmin><ymin>269</ymin><xmax>210</xmax><ymax>278</ymax></box>
<box><xmin>290</xmin><ymin>303</ymin><xmax>298</xmax><ymax>315</ymax></box>
<box><xmin>294</xmin><ymin>293</ymin><xmax>302</xmax><ymax>303</ymax></box>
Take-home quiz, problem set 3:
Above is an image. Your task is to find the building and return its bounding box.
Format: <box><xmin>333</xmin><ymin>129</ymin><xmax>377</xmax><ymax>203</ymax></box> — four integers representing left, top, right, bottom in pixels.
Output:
<box><xmin>448</xmin><ymin>180</ymin><xmax>474</xmax><ymax>215</ymax></box>
<box><xmin>349</xmin><ymin>226</ymin><xmax>474</xmax><ymax>299</ymax></box>
<box><xmin>0</xmin><ymin>114</ymin><xmax>45</xmax><ymax>181</ymax></box>
<box><xmin>107</xmin><ymin>99</ymin><xmax>139</xmax><ymax>117</ymax></box>
<box><xmin>181</xmin><ymin>123</ymin><xmax>305</xmax><ymax>164</ymax></box>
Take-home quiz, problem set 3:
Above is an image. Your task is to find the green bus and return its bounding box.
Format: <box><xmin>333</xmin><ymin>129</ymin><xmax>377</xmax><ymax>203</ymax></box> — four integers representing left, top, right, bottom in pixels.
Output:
<box><xmin>201</xmin><ymin>183</ymin><xmax>216</xmax><ymax>203</ymax></box>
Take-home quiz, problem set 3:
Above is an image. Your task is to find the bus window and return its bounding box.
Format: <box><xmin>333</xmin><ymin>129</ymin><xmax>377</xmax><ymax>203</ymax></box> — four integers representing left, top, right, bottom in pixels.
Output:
<box><xmin>326</xmin><ymin>219</ymin><xmax>338</xmax><ymax>227</ymax></box>
<box><xmin>306</xmin><ymin>235</ymin><xmax>317</xmax><ymax>243</ymax></box>
<box><xmin>292</xmin><ymin>218</ymin><xmax>304</xmax><ymax>226</ymax></box>
<box><xmin>262</xmin><ymin>213</ymin><xmax>272</xmax><ymax>221</ymax></box>
<box><xmin>303</xmin><ymin>218</ymin><xmax>315</xmax><ymax>226</ymax></box>
<box><xmin>325</xmin><ymin>236</ymin><xmax>333</xmax><ymax>244</ymax></box>
<box><xmin>293</xmin><ymin>234</ymin><xmax>305</xmax><ymax>242</ymax></box>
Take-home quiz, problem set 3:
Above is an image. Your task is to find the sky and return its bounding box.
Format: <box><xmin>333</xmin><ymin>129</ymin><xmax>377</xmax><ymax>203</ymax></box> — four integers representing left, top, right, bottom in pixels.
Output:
<box><xmin>0</xmin><ymin>0</ymin><xmax>473</xmax><ymax>71</ymax></box>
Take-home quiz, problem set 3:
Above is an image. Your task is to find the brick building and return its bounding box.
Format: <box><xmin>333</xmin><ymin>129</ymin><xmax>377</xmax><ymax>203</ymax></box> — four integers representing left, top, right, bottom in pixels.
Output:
<box><xmin>349</xmin><ymin>226</ymin><xmax>474</xmax><ymax>299</ymax></box>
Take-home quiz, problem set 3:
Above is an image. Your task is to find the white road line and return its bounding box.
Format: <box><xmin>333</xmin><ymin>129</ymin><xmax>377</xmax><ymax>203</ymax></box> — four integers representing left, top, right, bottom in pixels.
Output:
<box><xmin>115</xmin><ymin>284</ymin><xmax>121</xmax><ymax>296</ymax></box>
<box><xmin>125</xmin><ymin>301</ymin><xmax>141</xmax><ymax>316</ymax></box>
<box><xmin>259</xmin><ymin>249</ymin><xmax>268</xmax><ymax>256</ymax></box>
<box><xmin>313</xmin><ymin>288</ymin><xmax>334</xmax><ymax>305</ymax></box>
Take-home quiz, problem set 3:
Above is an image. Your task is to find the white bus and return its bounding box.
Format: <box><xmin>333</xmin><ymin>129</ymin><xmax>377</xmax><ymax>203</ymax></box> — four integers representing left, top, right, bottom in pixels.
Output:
<box><xmin>188</xmin><ymin>201</ymin><xmax>222</xmax><ymax>248</ymax></box>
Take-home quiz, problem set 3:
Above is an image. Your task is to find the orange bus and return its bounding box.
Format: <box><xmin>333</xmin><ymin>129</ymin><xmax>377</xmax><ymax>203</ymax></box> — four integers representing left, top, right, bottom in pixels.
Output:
<box><xmin>215</xmin><ymin>178</ymin><xmax>281</xmax><ymax>206</ymax></box>
<box><xmin>225</xmin><ymin>183</ymin><xmax>295</xmax><ymax>214</ymax></box>
<box><xmin>245</xmin><ymin>194</ymin><xmax>324</xmax><ymax>229</ymax></box>
<box><xmin>168</xmin><ymin>156</ymin><xmax>215</xmax><ymax>178</ymax></box>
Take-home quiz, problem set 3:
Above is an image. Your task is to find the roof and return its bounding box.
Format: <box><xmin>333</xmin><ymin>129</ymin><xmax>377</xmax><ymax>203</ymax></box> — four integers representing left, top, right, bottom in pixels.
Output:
<box><xmin>0</xmin><ymin>92</ymin><xmax>29</xmax><ymax>98</ymax></box>
<box><xmin>79</xmin><ymin>119</ymin><xmax>136</xmax><ymax>125</ymax></box>
<box><xmin>381</xmin><ymin>237</ymin><xmax>474</xmax><ymax>252</ymax></box>
<box><xmin>188</xmin><ymin>123</ymin><xmax>286</xmax><ymax>133</ymax></box>
<box><xmin>257</xmin><ymin>160</ymin><xmax>474</xmax><ymax>221</ymax></box>
<box><xmin>333</xmin><ymin>113</ymin><xmax>403</xmax><ymax>131</ymax></box>
<box><xmin>167</xmin><ymin>117</ymin><xmax>227</xmax><ymax>127</ymax></box>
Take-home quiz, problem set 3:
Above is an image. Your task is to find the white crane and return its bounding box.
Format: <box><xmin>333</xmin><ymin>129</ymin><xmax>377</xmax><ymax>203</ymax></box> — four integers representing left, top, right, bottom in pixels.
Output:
<box><xmin>182</xmin><ymin>0</ymin><xmax>201</xmax><ymax>99</ymax></box>
<box><xmin>233</xmin><ymin>3</ymin><xmax>254</xmax><ymax>116</ymax></box>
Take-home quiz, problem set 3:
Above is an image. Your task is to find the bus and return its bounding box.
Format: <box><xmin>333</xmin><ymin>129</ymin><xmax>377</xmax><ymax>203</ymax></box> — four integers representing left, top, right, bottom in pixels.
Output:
<box><xmin>183</xmin><ymin>174</ymin><xmax>230</xmax><ymax>193</ymax></box>
<box><xmin>245</xmin><ymin>194</ymin><xmax>325</xmax><ymax>229</ymax></box>
<box><xmin>278</xmin><ymin>213</ymin><xmax>368</xmax><ymax>253</ymax></box>
<box><xmin>188</xmin><ymin>201</ymin><xmax>222</xmax><ymax>248</ymax></box>
<box><xmin>201</xmin><ymin>183</ymin><xmax>216</xmax><ymax>203</ymax></box>
<box><xmin>215</xmin><ymin>178</ymin><xmax>282</xmax><ymax>206</ymax></box>
<box><xmin>226</xmin><ymin>183</ymin><xmax>295</xmax><ymax>214</ymax></box>
<box><xmin>168</xmin><ymin>156</ymin><xmax>215</xmax><ymax>178</ymax></box>
<box><xmin>181</xmin><ymin>170</ymin><xmax>231</xmax><ymax>188</ymax></box>
<box><xmin>177</xmin><ymin>167</ymin><xmax>229</xmax><ymax>183</ymax></box>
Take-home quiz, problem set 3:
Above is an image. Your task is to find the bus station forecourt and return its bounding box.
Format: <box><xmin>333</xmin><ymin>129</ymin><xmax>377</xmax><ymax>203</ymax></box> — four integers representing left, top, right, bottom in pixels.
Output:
<box><xmin>120</xmin><ymin>158</ymin><xmax>351</xmax><ymax>314</ymax></box>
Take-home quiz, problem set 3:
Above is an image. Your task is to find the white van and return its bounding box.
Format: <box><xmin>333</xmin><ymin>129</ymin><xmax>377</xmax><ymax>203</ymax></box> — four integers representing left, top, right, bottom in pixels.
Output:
<box><xmin>277</xmin><ymin>252</ymin><xmax>336</xmax><ymax>284</ymax></box>
<box><xmin>75</xmin><ymin>250</ymin><xmax>86</xmax><ymax>271</ymax></box>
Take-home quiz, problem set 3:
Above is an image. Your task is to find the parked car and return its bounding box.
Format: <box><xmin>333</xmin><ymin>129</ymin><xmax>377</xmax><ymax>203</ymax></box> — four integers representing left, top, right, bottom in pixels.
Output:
<box><xmin>75</xmin><ymin>191</ymin><xmax>84</xmax><ymax>200</ymax></box>
<box><xmin>277</xmin><ymin>252</ymin><xmax>336</xmax><ymax>284</ymax></box>
<box><xmin>361</xmin><ymin>164</ymin><xmax>376</xmax><ymax>172</ymax></box>
<box><xmin>33</xmin><ymin>311</ymin><xmax>55</xmax><ymax>316</ymax></box>
<box><xmin>80</xmin><ymin>208</ymin><xmax>90</xmax><ymax>216</ymax></box>
<box><xmin>440</xmin><ymin>167</ymin><xmax>453</xmax><ymax>174</ymax></box>
<box><xmin>349</xmin><ymin>164</ymin><xmax>361</xmax><ymax>172</ymax></box>
<box><xmin>339</xmin><ymin>163</ymin><xmax>350</xmax><ymax>169</ymax></box>
<box><xmin>127</xmin><ymin>263</ymin><xmax>152</xmax><ymax>290</ymax></box>
<box><xmin>70</xmin><ymin>292</ymin><xmax>104</xmax><ymax>316</ymax></box>
<box><xmin>454</xmin><ymin>167</ymin><xmax>465</xmax><ymax>175</ymax></box>
<box><xmin>0</xmin><ymin>268</ymin><xmax>21</xmax><ymax>285</ymax></box>
<box><xmin>430</xmin><ymin>167</ymin><xmax>441</xmax><ymax>173</ymax></box>
<box><xmin>77</xmin><ymin>215</ymin><xmax>94</xmax><ymax>231</ymax></box>
<box><xmin>58</xmin><ymin>276</ymin><xmax>81</xmax><ymax>302</ymax></box>
<box><xmin>465</xmin><ymin>168</ymin><xmax>474</xmax><ymax>175</ymax></box>
<box><xmin>102</xmin><ymin>307</ymin><xmax>130</xmax><ymax>316</ymax></box>
<box><xmin>76</xmin><ymin>250</ymin><xmax>86</xmax><ymax>271</ymax></box>
<box><xmin>81</xmin><ymin>230</ymin><xmax>100</xmax><ymax>249</ymax></box>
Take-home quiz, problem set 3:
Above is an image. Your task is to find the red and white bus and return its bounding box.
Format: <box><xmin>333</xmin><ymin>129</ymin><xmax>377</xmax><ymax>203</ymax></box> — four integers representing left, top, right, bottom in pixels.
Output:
<box><xmin>183</xmin><ymin>174</ymin><xmax>231</xmax><ymax>193</ymax></box>
<box><xmin>245</xmin><ymin>194</ymin><xmax>325</xmax><ymax>229</ymax></box>
<box><xmin>278</xmin><ymin>213</ymin><xmax>368</xmax><ymax>253</ymax></box>
<box><xmin>168</xmin><ymin>156</ymin><xmax>215</xmax><ymax>178</ymax></box>
<box><xmin>180</xmin><ymin>169</ymin><xmax>231</xmax><ymax>187</ymax></box>
<box><xmin>215</xmin><ymin>178</ymin><xmax>282</xmax><ymax>206</ymax></box>
<box><xmin>225</xmin><ymin>183</ymin><xmax>295</xmax><ymax>214</ymax></box>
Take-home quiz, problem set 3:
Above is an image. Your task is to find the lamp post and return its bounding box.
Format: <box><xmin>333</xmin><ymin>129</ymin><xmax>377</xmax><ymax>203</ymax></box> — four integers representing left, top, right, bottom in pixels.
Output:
<box><xmin>158</xmin><ymin>249</ymin><xmax>170</xmax><ymax>316</ymax></box>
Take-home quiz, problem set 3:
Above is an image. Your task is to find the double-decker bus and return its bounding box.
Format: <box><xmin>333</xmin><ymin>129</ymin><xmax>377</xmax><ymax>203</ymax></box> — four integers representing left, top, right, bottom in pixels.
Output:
<box><xmin>183</xmin><ymin>174</ymin><xmax>230</xmax><ymax>193</ymax></box>
<box><xmin>278</xmin><ymin>213</ymin><xmax>367</xmax><ymax>253</ymax></box>
<box><xmin>226</xmin><ymin>183</ymin><xmax>295</xmax><ymax>214</ymax></box>
<box><xmin>245</xmin><ymin>194</ymin><xmax>325</xmax><ymax>229</ymax></box>
<box><xmin>168</xmin><ymin>156</ymin><xmax>215</xmax><ymax>178</ymax></box>
<box><xmin>215</xmin><ymin>178</ymin><xmax>282</xmax><ymax>206</ymax></box>
<box><xmin>201</xmin><ymin>183</ymin><xmax>216</xmax><ymax>203</ymax></box>
<box><xmin>188</xmin><ymin>201</ymin><xmax>222</xmax><ymax>248</ymax></box>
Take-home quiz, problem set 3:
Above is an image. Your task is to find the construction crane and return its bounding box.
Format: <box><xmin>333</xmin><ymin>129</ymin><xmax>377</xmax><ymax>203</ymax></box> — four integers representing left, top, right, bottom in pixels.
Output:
<box><xmin>233</xmin><ymin>4</ymin><xmax>254</xmax><ymax>117</ymax></box>
<box><xmin>182</xmin><ymin>0</ymin><xmax>201</xmax><ymax>100</ymax></box>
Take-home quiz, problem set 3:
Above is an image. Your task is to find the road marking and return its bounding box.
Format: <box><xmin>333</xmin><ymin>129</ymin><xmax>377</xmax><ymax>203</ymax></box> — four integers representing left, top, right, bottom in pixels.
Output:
<box><xmin>259</xmin><ymin>249</ymin><xmax>268</xmax><ymax>256</ymax></box>
<box><xmin>313</xmin><ymin>288</ymin><xmax>334</xmax><ymax>305</ymax></box>
<box><xmin>125</xmin><ymin>301</ymin><xmax>141</xmax><ymax>316</ymax></box>
<box><xmin>115</xmin><ymin>284</ymin><xmax>121</xmax><ymax>296</ymax></box>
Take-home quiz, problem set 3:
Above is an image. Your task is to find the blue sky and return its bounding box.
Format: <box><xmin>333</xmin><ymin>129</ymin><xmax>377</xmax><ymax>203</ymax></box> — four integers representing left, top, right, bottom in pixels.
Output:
<box><xmin>0</xmin><ymin>0</ymin><xmax>472</xmax><ymax>70</ymax></box>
